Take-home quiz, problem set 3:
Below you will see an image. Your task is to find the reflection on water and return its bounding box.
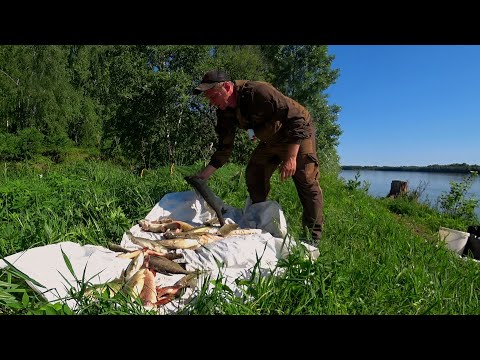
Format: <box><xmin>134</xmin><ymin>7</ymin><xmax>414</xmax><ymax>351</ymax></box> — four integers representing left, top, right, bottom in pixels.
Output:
<box><xmin>340</xmin><ymin>170</ymin><xmax>480</xmax><ymax>218</ymax></box>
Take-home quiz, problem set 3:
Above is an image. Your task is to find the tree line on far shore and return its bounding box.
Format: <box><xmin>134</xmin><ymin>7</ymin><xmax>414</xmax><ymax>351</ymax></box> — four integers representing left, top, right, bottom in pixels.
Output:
<box><xmin>342</xmin><ymin>163</ymin><xmax>480</xmax><ymax>174</ymax></box>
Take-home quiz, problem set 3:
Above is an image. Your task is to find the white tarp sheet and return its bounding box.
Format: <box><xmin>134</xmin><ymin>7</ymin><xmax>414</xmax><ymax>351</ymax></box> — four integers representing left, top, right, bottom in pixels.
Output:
<box><xmin>0</xmin><ymin>191</ymin><xmax>319</xmax><ymax>313</ymax></box>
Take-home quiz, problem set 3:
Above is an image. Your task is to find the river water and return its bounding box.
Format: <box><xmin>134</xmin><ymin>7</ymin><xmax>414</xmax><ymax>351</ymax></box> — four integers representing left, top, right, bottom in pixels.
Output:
<box><xmin>340</xmin><ymin>170</ymin><xmax>480</xmax><ymax>218</ymax></box>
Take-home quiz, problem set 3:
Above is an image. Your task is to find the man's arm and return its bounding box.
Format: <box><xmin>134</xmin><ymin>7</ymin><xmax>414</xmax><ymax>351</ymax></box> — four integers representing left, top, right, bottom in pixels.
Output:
<box><xmin>196</xmin><ymin>164</ymin><xmax>217</xmax><ymax>180</ymax></box>
<box><xmin>208</xmin><ymin>109</ymin><xmax>237</xmax><ymax>170</ymax></box>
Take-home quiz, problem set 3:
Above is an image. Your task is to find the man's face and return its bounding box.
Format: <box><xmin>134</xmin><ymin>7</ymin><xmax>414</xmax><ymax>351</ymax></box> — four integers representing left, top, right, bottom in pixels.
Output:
<box><xmin>204</xmin><ymin>83</ymin><xmax>229</xmax><ymax>110</ymax></box>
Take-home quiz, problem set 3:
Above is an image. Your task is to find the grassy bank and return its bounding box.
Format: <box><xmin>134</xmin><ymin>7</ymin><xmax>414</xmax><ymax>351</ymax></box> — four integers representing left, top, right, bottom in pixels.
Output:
<box><xmin>1</xmin><ymin>159</ymin><xmax>479</xmax><ymax>314</ymax></box>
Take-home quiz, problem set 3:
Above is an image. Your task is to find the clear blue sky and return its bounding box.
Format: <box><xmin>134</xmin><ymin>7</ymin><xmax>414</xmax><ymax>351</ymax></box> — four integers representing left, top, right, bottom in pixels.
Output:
<box><xmin>326</xmin><ymin>45</ymin><xmax>480</xmax><ymax>167</ymax></box>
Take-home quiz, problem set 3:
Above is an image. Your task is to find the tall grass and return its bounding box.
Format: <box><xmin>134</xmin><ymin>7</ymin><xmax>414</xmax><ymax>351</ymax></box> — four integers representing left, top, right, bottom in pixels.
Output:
<box><xmin>1</xmin><ymin>159</ymin><xmax>480</xmax><ymax>314</ymax></box>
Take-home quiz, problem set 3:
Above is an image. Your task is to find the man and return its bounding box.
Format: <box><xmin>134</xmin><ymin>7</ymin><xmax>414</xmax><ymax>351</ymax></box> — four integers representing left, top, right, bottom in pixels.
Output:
<box><xmin>191</xmin><ymin>69</ymin><xmax>324</xmax><ymax>241</ymax></box>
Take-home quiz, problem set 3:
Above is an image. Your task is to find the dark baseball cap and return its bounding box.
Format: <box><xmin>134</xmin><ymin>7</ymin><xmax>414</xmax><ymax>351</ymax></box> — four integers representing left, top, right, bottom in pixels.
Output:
<box><xmin>193</xmin><ymin>70</ymin><xmax>231</xmax><ymax>95</ymax></box>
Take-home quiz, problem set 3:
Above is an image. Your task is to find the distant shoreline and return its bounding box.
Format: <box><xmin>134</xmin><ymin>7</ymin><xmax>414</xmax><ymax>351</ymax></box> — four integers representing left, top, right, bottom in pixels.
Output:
<box><xmin>341</xmin><ymin>164</ymin><xmax>480</xmax><ymax>174</ymax></box>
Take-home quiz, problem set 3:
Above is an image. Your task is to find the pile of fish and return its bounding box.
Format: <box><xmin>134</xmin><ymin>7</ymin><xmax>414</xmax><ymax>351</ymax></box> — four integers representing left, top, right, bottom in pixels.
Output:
<box><xmin>137</xmin><ymin>218</ymin><xmax>261</xmax><ymax>250</ymax></box>
<box><xmin>86</xmin><ymin>244</ymin><xmax>196</xmax><ymax>309</ymax></box>
<box><xmin>95</xmin><ymin>217</ymin><xmax>261</xmax><ymax>310</ymax></box>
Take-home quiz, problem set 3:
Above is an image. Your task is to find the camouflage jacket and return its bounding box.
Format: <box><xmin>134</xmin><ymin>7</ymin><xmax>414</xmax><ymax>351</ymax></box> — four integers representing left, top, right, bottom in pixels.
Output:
<box><xmin>209</xmin><ymin>80</ymin><xmax>315</xmax><ymax>169</ymax></box>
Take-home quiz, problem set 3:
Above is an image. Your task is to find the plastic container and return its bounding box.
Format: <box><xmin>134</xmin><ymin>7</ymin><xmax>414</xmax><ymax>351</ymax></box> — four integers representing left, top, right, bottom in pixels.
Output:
<box><xmin>438</xmin><ymin>227</ymin><xmax>470</xmax><ymax>255</ymax></box>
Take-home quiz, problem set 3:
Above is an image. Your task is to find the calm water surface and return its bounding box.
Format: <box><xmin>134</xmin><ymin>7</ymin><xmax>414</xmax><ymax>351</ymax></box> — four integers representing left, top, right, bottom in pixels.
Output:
<box><xmin>340</xmin><ymin>170</ymin><xmax>480</xmax><ymax>218</ymax></box>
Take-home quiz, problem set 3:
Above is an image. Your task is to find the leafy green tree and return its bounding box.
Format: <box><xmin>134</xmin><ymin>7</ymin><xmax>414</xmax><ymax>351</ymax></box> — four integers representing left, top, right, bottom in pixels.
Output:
<box><xmin>99</xmin><ymin>46</ymin><xmax>207</xmax><ymax>168</ymax></box>
<box><xmin>0</xmin><ymin>45</ymin><xmax>344</xmax><ymax>172</ymax></box>
<box><xmin>65</xmin><ymin>45</ymin><xmax>107</xmax><ymax>147</ymax></box>
<box><xmin>0</xmin><ymin>45</ymin><xmax>28</xmax><ymax>134</ymax></box>
<box><xmin>0</xmin><ymin>45</ymin><xmax>100</xmax><ymax>149</ymax></box>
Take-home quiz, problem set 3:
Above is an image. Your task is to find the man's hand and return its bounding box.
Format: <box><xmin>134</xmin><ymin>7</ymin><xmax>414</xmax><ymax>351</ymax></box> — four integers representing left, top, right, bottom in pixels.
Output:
<box><xmin>195</xmin><ymin>164</ymin><xmax>217</xmax><ymax>180</ymax></box>
<box><xmin>280</xmin><ymin>157</ymin><xmax>297</xmax><ymax>181</ymax></box>
<box><xmin>279</xmin><ymin>143</ymin><xmax>300</xmax><ymax>181</ymax></box>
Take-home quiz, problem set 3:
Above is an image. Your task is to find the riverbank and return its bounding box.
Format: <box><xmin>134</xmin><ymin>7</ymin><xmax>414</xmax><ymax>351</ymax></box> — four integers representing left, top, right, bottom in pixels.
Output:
<box><xmin>340</xmin><ymin>169</ymin><xmax>480</xmax><ymax>220</ymax></box>
<box><xmin>1</xmin><ymin>160</ymin><xmax>480</xmax><ymax>314</ymax></box>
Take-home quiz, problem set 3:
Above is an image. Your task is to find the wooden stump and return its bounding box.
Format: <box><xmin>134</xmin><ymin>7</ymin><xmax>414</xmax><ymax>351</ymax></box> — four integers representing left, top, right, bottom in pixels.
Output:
<box><xmin>387</xmin><ymin>180</ymin><xmax>408</xmax><ymax>198</ymax></box>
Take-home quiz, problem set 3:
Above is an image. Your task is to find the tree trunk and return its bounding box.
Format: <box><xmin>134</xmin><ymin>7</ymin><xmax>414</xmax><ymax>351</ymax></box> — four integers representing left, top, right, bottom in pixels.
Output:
<box><xmin>387</xmin><ymin>180</ymin><xmax>408</xmax><ymax>198</ymax></box>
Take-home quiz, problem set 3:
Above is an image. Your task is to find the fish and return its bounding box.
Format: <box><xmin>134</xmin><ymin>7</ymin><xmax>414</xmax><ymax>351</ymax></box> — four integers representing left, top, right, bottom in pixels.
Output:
<box><xmin>184</xmin><ymin>175</ymin><xmax>226</xmax><ymax>226</ymax></box>
<box><xmin>156</xmin><ymin>286</ymin><xmax>183</xmax><ymax>298</ymax></box>
<box><xmin>147</xmin><ymin>255</ymin><xmax>192</xmax><ymax>275</ymax></box>
<box><xmin>161</xmin><ymin>222</ymin><xmax>260</xmax><ymax>239</ymax></box>
<box><xmin>216</xmin><ymin>223</ymin><xmax>240</xmax><ymax>236</ymax></box>
<box><xmin>162</xmin><ymin>231</ymin><xmax>223</xmax><ymax>247</ymax></box>
<box><xmin>174</xmin><ymin>273</ymin><xmax>198</xmax><ymax>289</ymax></box>
<box><xmin>139</xmin><ymin>268</ymin><xmax>157</xmax><ymax>305</ymax></box>
<box><xmin>158</xmin><ymin>238</ymin><xmax>201</xmax><ymax>250</ymax></box>
<box><xmin>126</xmin><ymin>231</ymin><xmax>169</xmax><ymax>254</ymax></box>
<box><xmin>155</xmin><ymin>217</ymin><xmax>174</xmax><ymax>224</ymax></box>
<box><xmin>159</xmin><ymin>223</ymin><xmax>262</xmax><ymax>252</ymax></box>
<box><xmin>160</xmin><ymin>223</ymin><xmax>255</xmax><ymax>248</ymax></box>
<box><xmin>84</xmin><ymin>269</ymin><xmax>146</xmax><ymax>301</ymax></box>
<box><xmin>108</xmin><ymin>242</ymin><xmax>134</xmax><ymax>253</ymax></box>
<box><xmin>156</xmin><ymin>294</ymin><xmax>177</xmax><ymax>306</ymax></box>
<box><xmin>84</xmin><ymin>280</ymin><xmax>123</xmax><ymax>299</ymax></box>
<box><xmin>196</xmin><ymin>233</ymin><xmax>224</xmax><ymax>245</ymax></box>
<box><xmin>155</xmin><ymin>285</ymin><xmax>185</xmax><ymax>306</ymax></box>
<box><xmin>215</xmin><ymin>223</ymin><xmax>262</xmax><ymax>237</ymax></box>
<box><xmin>162</xmin><ymin>226</ymin><xmax>218</xmax><ymax>239</ymax></box>
<box><xmin>154</xmin><ymin>273</ymin><xmax>201</xmax><ymax>306</ymax></box>
<box><xmin>186</xmin><ymin>226</ymin><xmax>218</xmax><ymax>234</ymax></box>
<box><xmin>123</xmin><ymin>251</ymin><xmax>145</xmax><ymax>281</ymax></box>
<box><xmin>125</xmin><ymin>268</ymin><xmax>146</xmax><ymax>298</ymax></box>
<box><xmin>138</xmin><ymin>219</ymin><xmax>195</xmax><ymax>233</ymax></box>
<box><xmin>160</xmin><ymin>252</ymin><xmax>185</xmax><ymax>261</ymax></box>
<box><xmin>224</xmin><ymin>228</ymin><xmax>263</xmax><ymax>236</ymax></box>
<box><xmin>117</xmin><ymin>249</ymin><xmax>143</xmax><ymax>259</ymax></box>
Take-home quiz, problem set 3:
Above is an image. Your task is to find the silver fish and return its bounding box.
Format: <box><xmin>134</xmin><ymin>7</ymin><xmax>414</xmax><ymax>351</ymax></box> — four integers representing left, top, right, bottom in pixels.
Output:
<box><xmin>108</xmin><ymin>242</ymin><xmax>133</xmax><ymax>253</ymax></box>
<box><xmin>138</xmin><ymin>219</ymin><xmax>195</xmax><ymax>233</ymax></box>
<box><xmin>126</xmin><ymin>231</ymin><xmax>168</xmax><ymax>254</ymax></box>
<box><xmin>158</xmin><ymin>238</ymin><xmax>200</xmax><ymax>250</ymax></box>
<box><xmin>216</xmin><ymin>223</ymin><xmax>240</xmax><ymax>236</ymax></box>
<box><xmin>123</xmin><ymin>251</ymin><xmax>145</xmax><ymax>281</ymax></box>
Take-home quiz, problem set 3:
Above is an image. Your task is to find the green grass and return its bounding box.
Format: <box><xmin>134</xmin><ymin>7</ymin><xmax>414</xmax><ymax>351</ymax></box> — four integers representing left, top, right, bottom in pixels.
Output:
<box><xmin>1</xmin><ymin>159</ymin><xmax>480</xmax><ymax>314</ymax></box>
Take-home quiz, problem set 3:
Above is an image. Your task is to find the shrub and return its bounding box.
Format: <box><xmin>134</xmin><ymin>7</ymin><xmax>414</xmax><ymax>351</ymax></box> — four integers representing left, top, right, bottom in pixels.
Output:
<box><xmin>344</xmin><ymin>171</ymin><xmax>370</xmax><ymax>192</ymax></box>
<box><xmin>438</xmin><ymin>171</ymin><xmax>479</xmax><ymax>222</ymax></box>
